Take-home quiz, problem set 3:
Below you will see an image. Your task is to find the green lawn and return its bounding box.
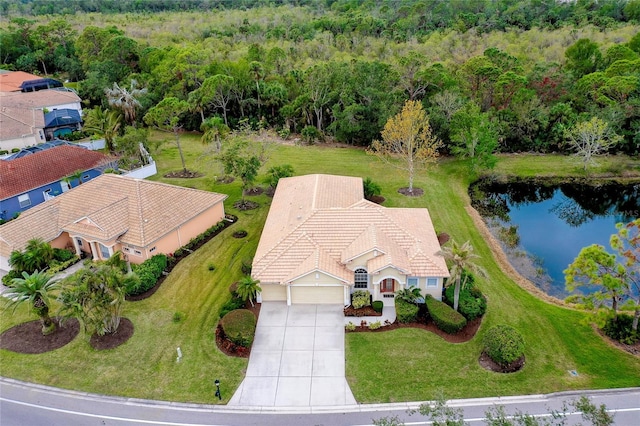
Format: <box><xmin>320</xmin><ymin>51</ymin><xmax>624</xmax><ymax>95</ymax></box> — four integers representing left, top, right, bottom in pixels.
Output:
<box><xmin>1</xmin><ymin>133</ymin><xmax>639</xmax><ymax>404</ymax></box>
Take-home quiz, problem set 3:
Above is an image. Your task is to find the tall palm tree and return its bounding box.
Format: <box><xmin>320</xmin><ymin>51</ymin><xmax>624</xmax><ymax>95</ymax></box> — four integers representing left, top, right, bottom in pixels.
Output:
<box><xmin>105</xmin><ymin>80</ymin><xmax>147</xmax><ymax>126</ymax></box>
<box><xmin>438</xmin><ymin>240</ymin><xmax>487</xmax><ymax>311</ymax></box>
<box><xmin>82</xmin><ymin>107</ymin><xmax>122</xmax><ymax>153</ymax></box>
<box><xmin>236</xmin><ymin>275</ymin><xmax>261</xmax><ymax>307</ymax></box>
<box><xmin>6</xmin><ymin>270</ymin><xmax>60</xmax><ymax>335</ymax></box>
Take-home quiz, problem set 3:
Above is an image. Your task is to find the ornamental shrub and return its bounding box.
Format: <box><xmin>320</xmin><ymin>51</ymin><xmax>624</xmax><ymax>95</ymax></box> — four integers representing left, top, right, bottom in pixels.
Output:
<box><xmin>128</xmin><ymin>254</ymin><xmax>167</xmax><ymax>296</ymax></box>
<box><xmin>221</xmin><ymin>309</ymin><xmax>256</xmax><ymax>347</ymax></box>
<box><xmin>425</xmin><ymin>295</ymin><xmax>467</xmax><ymax>334</ymax></box>
<box><xmin>220</xmin><ymin>296</ymin><xmax>245</xmax><ymax>318</ymax></box>
<box><xmin>395</xmin><ymin>298</ymin><xmax>419</xmax><ymax>323</ymax></box>
<box><xmin>53</xmin><ymin>248</ymin><xmax>75</xmax><ymax>262</ymax></box>
<box><xmin>352</xmin><ymin>290</ymin><xmax>371</xmax><ymax>309</ymax></box>
<box><xmin>345</xmin><ymin>322</ymin><xmax>356</xmax><ymax>331</ymax></box>
<box><xmin>372</xmin><ymin>300</ymin><xmax>383</xmax><ymax>313</ymax></box>
<box><xmin>483</xmin><ymin>324</ymin><xmax>525</xmax><ymax>366</ymax></box>
<box><xmin>602</xmin><ymin>314</ymin><xmax>639</xmax><ymax>345</ymax></box>
<box><xmin>369</xmin><ymin>321</ymin><xmax>382</xmax><ymax>330</ymax></box>
<box><xmin>445</xmin><ymin>284</ymin><xmax>487</xmax><ymax>321</ymax></box>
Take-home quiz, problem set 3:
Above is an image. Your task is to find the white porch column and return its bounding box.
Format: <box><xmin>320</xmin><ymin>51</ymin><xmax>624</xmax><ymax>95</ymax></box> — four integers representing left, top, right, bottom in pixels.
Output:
<box><xmin>90</xmin><ymin>241</ymin><xmax>99</xmax><ymax>260</ymax></box>
<box><xmin>286</xmin><ymin>285</ymin><xmax>292</xmax><ymax>306</ymax></box>
<box><xmin>71</xmin><ymin>237</ymin><xmax>82</xmax><ymax>257</ymax></box>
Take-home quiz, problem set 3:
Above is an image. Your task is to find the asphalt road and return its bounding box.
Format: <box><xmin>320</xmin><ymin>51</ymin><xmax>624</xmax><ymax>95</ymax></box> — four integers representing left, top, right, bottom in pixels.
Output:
<box><xmin>1</xmin><ymin>378</ymin><xmax>639</xmax><ymax>426</ymax></box>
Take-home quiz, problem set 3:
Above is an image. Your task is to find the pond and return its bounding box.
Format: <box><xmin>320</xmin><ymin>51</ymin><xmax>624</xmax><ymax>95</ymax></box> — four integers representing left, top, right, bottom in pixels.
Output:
<box><xmin>470</xmin><ymin>179</ymin><xmax>640</xmax><ymax>298</ymax></box>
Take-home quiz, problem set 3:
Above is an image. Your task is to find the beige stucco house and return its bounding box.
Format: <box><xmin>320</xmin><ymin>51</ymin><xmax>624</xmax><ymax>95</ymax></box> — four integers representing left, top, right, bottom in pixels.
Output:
<box><xmin>253</xmin><ymin>174</ymin><xmax>449</xmax><ymax>306</ymax></box>
<box><xmin>0</xmin><ymin>174</ymin><xmax>227</xmax><ymax>271</ymax></box>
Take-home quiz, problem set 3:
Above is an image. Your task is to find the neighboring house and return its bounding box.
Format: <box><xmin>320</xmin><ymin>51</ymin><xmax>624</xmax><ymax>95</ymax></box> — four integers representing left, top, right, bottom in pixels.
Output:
<box><xmin>0</xmin><ymin>106</ymin><xmax>47</xmax><ymax>151</ymax></box>
<box><xmin>44</xmin><ymin>108</ymin><xmax>82</xmax><ymax>140</ymax></box>
<box><xmin>0</xmin><ymin>88</ymin><xmax>83</xmax><ymax>150</ymax></box>
<box><xmin>0</xmin><ymin>89</ymin><xmax>82</xmax><ymax>115</ymax></box>
<box><xmin>0</xmin><ymin>71</ymin><xmax>42</xmax><ymax>93</ymax></box>
<box><xmin>0</xmin><ymin>144</ymin><xmax>116</xmax><ymax>221</ymax></box>
<box><xmin>0</xmin><ymin>174</ymin><xmax>228</xmax><ymax>272</ymax></box>
<box><xmin>253</xmin><ymin>174</ymin><xmax>449</xmax><ymax>306</ymax></box>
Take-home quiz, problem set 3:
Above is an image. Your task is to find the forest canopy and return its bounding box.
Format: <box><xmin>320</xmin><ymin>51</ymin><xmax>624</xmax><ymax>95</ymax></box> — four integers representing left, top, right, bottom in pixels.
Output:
<box><xmin>1</xmin><ymin>0</ymin><xmax>639</xmax><ymax>156</ymax></box>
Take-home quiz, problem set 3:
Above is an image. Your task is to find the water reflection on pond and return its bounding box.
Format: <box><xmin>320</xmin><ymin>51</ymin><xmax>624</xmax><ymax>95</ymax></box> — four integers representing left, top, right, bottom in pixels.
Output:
<box><xmin>470</xmin><ymin>179</ymin><xmax>640</xmax><ymax>298</ymax></box>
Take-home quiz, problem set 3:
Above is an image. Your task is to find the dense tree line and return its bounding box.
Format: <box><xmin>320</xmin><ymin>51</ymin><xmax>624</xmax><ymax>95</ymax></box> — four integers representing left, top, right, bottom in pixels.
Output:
<box><xmin>1</xmin><ymin>2</ymin><xmax>639</xmax><ymax>157</ymax></box>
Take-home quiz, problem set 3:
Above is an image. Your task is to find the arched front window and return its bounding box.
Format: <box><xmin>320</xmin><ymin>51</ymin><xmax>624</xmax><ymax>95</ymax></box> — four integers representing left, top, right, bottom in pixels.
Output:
<box><xmin>354</xmin><ymin>268</ymin><xmax>368</xmax><ymax>289</ymax></box>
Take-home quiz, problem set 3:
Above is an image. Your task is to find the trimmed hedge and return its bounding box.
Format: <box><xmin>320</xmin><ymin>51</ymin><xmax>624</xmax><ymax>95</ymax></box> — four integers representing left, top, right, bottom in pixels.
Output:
<box><xmin>53</xmin><ymin>248</ymin><xmax>76</xmax><ymax>262</ymax></box>
<box><xmin>483</xmin><ymin>324</ymin><xmax>525</xmax><ymax>366</ymax></box>
<box><xmin>425</xmin><ymin>295</ymin><xmax>467</xmax><ymax>334</ymax></box>
<box><xmin>395</xmin><ymin>298</ymin><xmax>419</xmax><ymax>323</ymax></box>
<box><xmin>220</xmin><ymin>296</ymin><xmax>245</xmax><ymax>318</ymax></box>
<box><xmin>221</xmin><ymin>309</ymin><xmax>257</xmax><ymax>347</ymax></box>
<box><xmin>444</xmin><ymin>284</ymin><xmax>487</xmax><ymax>321</ymax></box>
<box><xmin>603</xmin><ymin>314</ymin><xmax>639</xmax><ymax>345</ymax></box>
<box><xmin>372</xmin><ymin>300</ymin><xmax>383</xmax><ymax>313</ymax></box>
<box><xmin>352</xmin><ymin>290</ymin><xmax>371</xmax><ymax>309</ymax></box>
<box><xmin>128</xmin><ymin>254</ymin><xmax>168</xmax><ymax>296</ymax></box>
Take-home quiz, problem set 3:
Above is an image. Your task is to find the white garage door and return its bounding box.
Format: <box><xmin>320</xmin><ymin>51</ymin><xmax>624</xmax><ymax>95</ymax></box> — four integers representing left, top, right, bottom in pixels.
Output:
<box><xmin>290</xmin><ymin>285</ymin><xmax>343</xmax><ymax>304</ymax></box>
<box><xmin>259</xmin><ymin>284</ymin><xmax>287</xmax><ymax>302</ymax></box>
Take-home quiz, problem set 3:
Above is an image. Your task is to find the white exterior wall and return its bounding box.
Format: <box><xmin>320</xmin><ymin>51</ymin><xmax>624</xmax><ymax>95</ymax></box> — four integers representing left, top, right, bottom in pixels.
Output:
<box><xmin>0</xmin><ymin>129</ymin><xmax>45</xmax><ymax>151</ymax></box>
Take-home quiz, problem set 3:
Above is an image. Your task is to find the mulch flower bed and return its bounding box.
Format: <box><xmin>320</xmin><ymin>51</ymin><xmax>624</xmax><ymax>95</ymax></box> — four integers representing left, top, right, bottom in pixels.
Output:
<box><xmin>233</xmin><ymin>200</ymin><xmax>259</xmax><ymax>211</ymax></box>
<box><xmin>347</xmin><ymin>316</ymin><xmax>483</xmax><ymax>344</ymax></box>
<box><xmin>344</xmin><ymin>305</ymin><xmax>382</xmax><ymax>317</ymax></box>
<box><xmin>398</xmin><ymin>187</ymin><xmax>424</xmax><ymax>196</ymax></box>
<box><xmin>0</xmin><ymin>318</ymin><xmax>79</xmax><ymax>354</ymax></box>
<box><xmin>216</xmin><ymin>176</ymin><xmax>235</xmax><ymax>184</ymax></box>
<box><xmin>367</xmin><ymin>195</ymin><xmax>386</xmax><ymax>204</ymax></box>
<box><xmin>164</xmin><ymin>170</ymin><xmax>204</xmax><ymax>178</ymax></box>
<box><xmin>215</xmin><ymin>303</ymin><xmax>261</xmax><ymax>358</ymax></box>
<box><xmin>232</xmin><ymin>230</ymin><xmax>248</xmax><ymax>238</ymax></box>
<box><xmin>244</xmin><ymin>187</ymin><xmax>264</xmax><ymax>196</ymax></box>
<box><xmin>479</xmin><ymin>352</ymin><xmax>526</xmax><ymax>373</ymax></box>
<box><xmin>89</xmin><ymin>318</ymin><xmax>134</xmax><ymax>350</ymax></box>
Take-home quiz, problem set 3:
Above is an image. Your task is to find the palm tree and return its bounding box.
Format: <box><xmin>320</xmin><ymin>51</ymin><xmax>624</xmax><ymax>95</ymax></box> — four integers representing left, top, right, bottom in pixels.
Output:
<box><xmin>395</xmin><ymin>287</ymin><xmax>423</xmax><ymax>304</ymax></box>
<box><xmin>105</xmin><ymin>80</ymin><xmax>147</xmax><ymax>126</ymax></box>
<box><xmin>8</xmin><ymin>238</ymin><xmax>54</xmax><ymax>274</ymax></box>
<box><xmin>58</xmin><ymin>264</ymin><xmax>130</xmax><ymax>336</ymax></box>
<box><xmin>438</xmin><ymin>240</ymin><xmax>487</xmax><ymax>311</ymax></box>
<box><xmin>82</xmin><ymin>107</ymin><xmax>122</xmax><ymax>153</ymax></box>
<box><xmin>201</xmin><ymin>116</ymin><xmax>229</xmax><ymax>152</ymax></box>
<box><xmin>6</xmin><ymin>270</ymin><xmax>60</xmax><ymax>335</ymax></box>
<box><xmin>236</xmin><ymin>275</ymin><xmax>261</xmax><ymax>307</ymax></box>
<box><xmin>67</xmin><ymin>170</ymin><xmax>84</xmax><ymax>186</ymax></box>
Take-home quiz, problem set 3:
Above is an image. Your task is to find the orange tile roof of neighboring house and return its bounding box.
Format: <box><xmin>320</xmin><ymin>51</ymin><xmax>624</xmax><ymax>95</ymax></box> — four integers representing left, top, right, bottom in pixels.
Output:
<box><xmin>0</xmin><ymin>174</ymin><xmax>227</xmax><ymax>252</ymax></box>
<box><xmin>253</xmin><ymin>174</ymin><xmax>449</xmax><ymax>285</ymax></box>
<box><xmin>0</xmin><ymin>106</ymin><xmax>45</xmax><ymax>141</ymax></box>
<box><xmin>0</xmin><ymin>89</ymin><xmax>81</xmax><ymax>109</ymax></box>
<box><xmin>0</xmin><ymin>71</ymin><xmax>41</xmax><ymax>92</ymax></box>
<box><xmin>0</xmin><ymin>145</ymin><xmax>115</xmax><ymax>199</ymax></box>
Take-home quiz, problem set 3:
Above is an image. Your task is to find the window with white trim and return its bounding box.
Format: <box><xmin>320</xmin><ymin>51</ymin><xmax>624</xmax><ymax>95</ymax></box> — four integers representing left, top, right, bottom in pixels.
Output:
<box><xmin>134</xmin><ymin>249</ymin><xmax>142</xmax><ymax>256</ymax></box>
<box><xmin>427</xmin><ymin>278</ymin><xmax>438</xmax><ymax>287</ymax></box>
<box><xmin>150</xmin><ymin>246</ymin><xmax>156</xmax><ymax>253</ymax></box>
<box><xmin>122</xmin><ymin>247</ymin><xmax>130</xmax><ymax>253</ymax></box>
<box><xmin>407</xmin><ymin>277</ymin><xmax>418</xmax><ymax>288</ymax></box>
<box><xmin>354</xmin><ymin>268</ymin><xmax>368</xmax><ymax>289</ymax></box>
<box><xmin>18</xmin><ymin>194</ymin><xmax>31</xmax><ymax>208</ymax></box>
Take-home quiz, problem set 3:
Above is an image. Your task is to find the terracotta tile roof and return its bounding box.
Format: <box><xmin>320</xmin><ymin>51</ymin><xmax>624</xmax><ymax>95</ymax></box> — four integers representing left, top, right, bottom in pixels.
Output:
<box><xmin>0</xmin><ymin>145</ymin><xmax>115</xmax><ymax>199</ymax></box>
<box><xmin>0</xmin><ymin>71</ymin><xmax>41</xmax><ymax>92</ymax></box>
<box><xmin>253</xmin><ymin>174</ymin><xmax>449</xmax><ymax>285</ymax></box>
<box><xmin>0</xmin><ymin>106</ymin><xmax>45</xmax><ymax>141</ymax></box>
<box><xmin>0</xmin><ymin>174</ymin><xmax>227</xmax><ymax>252</ymax></box>
<box><xmin>0</xmin><ymin>89</ymin><xmax>81</xmax><ymax>109</ymax></box>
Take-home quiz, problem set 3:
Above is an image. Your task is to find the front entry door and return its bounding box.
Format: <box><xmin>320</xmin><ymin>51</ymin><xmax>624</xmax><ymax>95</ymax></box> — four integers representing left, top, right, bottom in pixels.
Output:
<box><xmin>380</xmin><ymin>278</ymin><xmax>394</xmax><ymax>293</ymax></box>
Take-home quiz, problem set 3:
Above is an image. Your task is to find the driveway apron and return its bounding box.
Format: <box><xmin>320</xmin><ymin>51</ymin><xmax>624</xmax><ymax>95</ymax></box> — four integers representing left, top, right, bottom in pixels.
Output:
<box><xmin>228</xmin><ymin>302</ymin><xmax>356</xmax><ymax>407</ymax></box>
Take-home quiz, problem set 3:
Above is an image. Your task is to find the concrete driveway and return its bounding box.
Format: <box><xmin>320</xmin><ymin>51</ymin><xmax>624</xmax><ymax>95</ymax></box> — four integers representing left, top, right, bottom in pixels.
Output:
<box><xmin>228</xmin><ymin>302</ymin><xmax>356</xmax><ymax>407</ymax></box>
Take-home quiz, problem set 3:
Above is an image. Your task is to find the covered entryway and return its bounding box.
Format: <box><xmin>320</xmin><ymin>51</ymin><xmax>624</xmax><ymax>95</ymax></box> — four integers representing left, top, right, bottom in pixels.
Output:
<box><xmin>259</xmin><ymin>284</ymin><xmax>287</xmax><ymax>302</ymax></box>
<box><xmin>290</xmin><ymin>285</ymin><xmax>343</xmax><ymax>304</ymax></box>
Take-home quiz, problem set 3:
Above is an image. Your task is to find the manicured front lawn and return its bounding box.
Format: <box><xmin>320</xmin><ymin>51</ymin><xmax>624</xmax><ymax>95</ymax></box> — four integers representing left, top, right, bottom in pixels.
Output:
<box><xmin>1</xmin><ymin>132</ymin><xmax>639</xmax><ymax>403</ymax></box>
